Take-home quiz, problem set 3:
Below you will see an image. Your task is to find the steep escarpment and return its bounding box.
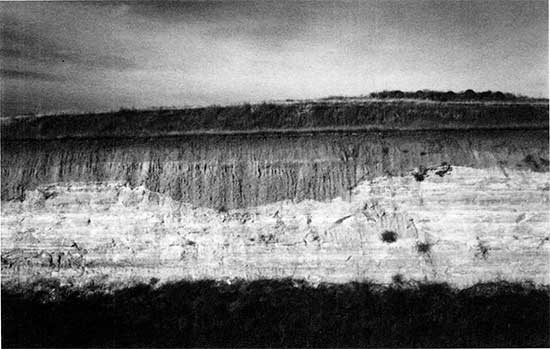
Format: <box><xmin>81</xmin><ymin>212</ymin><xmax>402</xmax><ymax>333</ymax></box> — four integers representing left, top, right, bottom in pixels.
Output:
<box><xmin>2</xmin><ymin>129</ymin><xmax>548</xmax><ymax>208</ymax></box>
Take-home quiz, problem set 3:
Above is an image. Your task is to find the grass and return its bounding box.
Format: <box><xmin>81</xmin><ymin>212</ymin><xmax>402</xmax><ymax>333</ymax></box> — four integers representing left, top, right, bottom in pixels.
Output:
<box><xmin>2</xmin><ymin>99</ymin><xmax>547</xmax><ymax>140</ymax></box>
<box><xmin>3</xmin><ymin>278</ymin><xmax>548</xmax><ymax>347</ymax></box>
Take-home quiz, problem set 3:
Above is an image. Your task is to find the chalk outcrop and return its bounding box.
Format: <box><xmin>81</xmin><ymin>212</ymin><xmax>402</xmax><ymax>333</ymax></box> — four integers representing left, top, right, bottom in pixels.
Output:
<box><xmin>2</xmin><ymin>166</ymin><xmax>548</xmax><ymax>287</ymax></box>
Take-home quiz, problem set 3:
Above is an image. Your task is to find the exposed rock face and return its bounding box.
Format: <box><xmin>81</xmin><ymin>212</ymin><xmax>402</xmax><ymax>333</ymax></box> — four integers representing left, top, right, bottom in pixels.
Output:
<box><xmin>2</xmin><ymin>166</ymin><xmax>548</xmax><ymax>287</ymax></box>
<box><xmin>2</xmin><ymin>129</ymin><xmax>548</xmax><ymax>208</ymax></box>
<box><xmin>2</xmin><ymin>128</ymin><xmax>548</xmax><ymax>288</ymax></box>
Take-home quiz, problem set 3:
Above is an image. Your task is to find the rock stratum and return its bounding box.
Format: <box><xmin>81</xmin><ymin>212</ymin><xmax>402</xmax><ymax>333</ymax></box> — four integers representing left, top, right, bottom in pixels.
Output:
<box><xmin>2</xmin><ymin>164</ymin><xmax>548</xmax><ymax>287</ymax></box>
<box><xmin>2</xmin><ymin>129</ymin><xmax>548</xmax><ymax>208</ymax></box>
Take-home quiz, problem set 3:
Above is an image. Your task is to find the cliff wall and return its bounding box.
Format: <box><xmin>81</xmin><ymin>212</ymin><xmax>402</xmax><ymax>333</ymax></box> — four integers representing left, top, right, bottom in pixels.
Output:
<box><xmin>2</xmin><ymin>127</ymin><xmax>548</xmax><ymax>288</ymax></box>
<box><xmin>2</xmin><ymin>165</ymin><xmax>548</xmax><ymax>287</ymax></box>
<box><xmin>2</xmin><ymin>129</ymin><xmax>548</xmax><ymax>208</ymax></box>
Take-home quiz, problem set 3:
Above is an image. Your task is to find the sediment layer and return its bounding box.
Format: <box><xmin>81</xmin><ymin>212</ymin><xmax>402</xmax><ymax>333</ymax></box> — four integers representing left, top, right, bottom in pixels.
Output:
<box><xmin>2</xmin><ymin>165</ymin><xmax>548</xmax><ymax>287</ymax></box>
<box><xmin>2</xmin><ymin>129</ymin><xmax>548</xmax><ymax>208</ymax></box>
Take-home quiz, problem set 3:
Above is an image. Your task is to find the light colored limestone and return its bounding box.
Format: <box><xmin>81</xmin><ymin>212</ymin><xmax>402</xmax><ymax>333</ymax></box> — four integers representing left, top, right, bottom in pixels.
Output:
<box><xmin>1</xmin><ymin>166</ymin><xmax>549</xmax><ymax>288</ymax></box>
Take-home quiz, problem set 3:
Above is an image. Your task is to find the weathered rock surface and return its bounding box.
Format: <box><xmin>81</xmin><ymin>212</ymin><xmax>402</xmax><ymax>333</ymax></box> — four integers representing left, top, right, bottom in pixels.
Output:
<box><xmin>2</xmin><ymin>166</ymin><xmax>548</xmax><ymax>287</ymax></box>
<box><xmin>2</xmin><ymin>129</ymin><xmax>548</xmax><ymax>208</ymax></box>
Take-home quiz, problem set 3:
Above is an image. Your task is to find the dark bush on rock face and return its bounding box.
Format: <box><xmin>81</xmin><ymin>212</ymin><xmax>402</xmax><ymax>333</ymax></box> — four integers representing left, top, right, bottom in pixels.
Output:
<box><xmin>416</xmin><ymin>241</ymin><xmax>432</xmax><ymax>254</ymax></box>
<box><xmin>381</xmin><ymin>230</ymin><xmax>398</xmax><ymax>243</ymax></box>
<box><xmin>412</xmin><ymin>166</ymin><xmax>429</xmax><ymax>181</ymax></box>
<box><xmin>2</xmin><ymin>279</ymin><xmax>548</xmax><ymax>348</ymax></box>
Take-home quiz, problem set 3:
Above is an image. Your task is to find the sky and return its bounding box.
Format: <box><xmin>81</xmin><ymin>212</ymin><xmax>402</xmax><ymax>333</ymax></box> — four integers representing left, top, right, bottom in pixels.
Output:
<box><xmin>0</xmin><ymin>1</ymin><xmax>548</xmax><ymax>117</ymax></box>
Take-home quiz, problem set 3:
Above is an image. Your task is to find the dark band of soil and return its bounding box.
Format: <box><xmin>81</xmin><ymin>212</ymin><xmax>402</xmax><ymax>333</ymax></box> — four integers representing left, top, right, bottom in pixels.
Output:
<box><xmin>2</xmin><ymin>128</ymin><xmax>548</xmax><ymax>208</ymax></box>
<box><xmin>2</xmin><ymin>101</ymin><xmax>547</xmax><ymax>140</ymax></box>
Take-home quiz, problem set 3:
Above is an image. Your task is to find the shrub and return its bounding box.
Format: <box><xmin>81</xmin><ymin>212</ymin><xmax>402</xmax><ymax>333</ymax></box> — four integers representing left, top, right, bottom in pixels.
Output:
<box><xmin>381</xmin><ymin>230</ymin><xmax>398</xmax><ymax>243</ymax></box>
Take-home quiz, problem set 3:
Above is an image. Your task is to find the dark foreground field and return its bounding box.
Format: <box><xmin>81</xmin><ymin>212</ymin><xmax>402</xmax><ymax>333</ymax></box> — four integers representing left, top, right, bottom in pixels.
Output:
<box><xmin>2</xmin><ymin>279</ymin><xmax>549</xmax><ymax>348</ymax></box>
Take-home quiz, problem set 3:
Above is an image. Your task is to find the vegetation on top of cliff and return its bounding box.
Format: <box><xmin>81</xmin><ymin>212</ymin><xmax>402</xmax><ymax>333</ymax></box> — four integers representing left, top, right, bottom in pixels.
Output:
<box><xmin>2</xmin><ymin>278</ymin><xmax>548</xmax><ymax>347</ymax></box>
<box><xmin>1</xmin><ymin>96</ymin><xmax>548</xmax><ymax>140</ymax></box>
<box><xmin>367</xmin><ymin>89</ymin><xmax>546</xmax><ymax>102</ymax></box>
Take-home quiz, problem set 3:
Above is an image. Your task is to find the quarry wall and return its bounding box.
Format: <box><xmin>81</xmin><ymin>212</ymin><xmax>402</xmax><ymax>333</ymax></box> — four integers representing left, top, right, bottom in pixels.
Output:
<box><xmin>1</xmin><ymin>129</ymin><xmax>548</xmax><ymax>287</ymax></box>
<box><xmin>2</xmin><ymin>129</ymin><xmax>548</xmax><ymax>208</ymax></box>
<box><xmin>1</xmin><ymin>166</ymin><xmax>548</xmax><ymax>287</ymax></box>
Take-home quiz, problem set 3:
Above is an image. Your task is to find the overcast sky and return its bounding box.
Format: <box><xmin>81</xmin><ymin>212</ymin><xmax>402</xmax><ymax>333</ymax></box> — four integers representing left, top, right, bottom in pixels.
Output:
<box><xmin>1</xmin><ymin>1</ymin><xmax>548</xmax><ymax>116</ymax></box>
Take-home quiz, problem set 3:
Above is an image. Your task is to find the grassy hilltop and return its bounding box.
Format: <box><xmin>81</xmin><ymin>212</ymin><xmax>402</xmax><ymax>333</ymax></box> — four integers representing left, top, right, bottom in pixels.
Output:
<box><xmin>1</xmin><ymin>90</ymin><xmax>548</xmax><ymax>140</ymax></box>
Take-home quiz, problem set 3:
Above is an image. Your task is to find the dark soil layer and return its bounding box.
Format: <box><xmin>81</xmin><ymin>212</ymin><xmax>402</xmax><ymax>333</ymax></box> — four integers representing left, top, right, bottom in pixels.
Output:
<box><xmin>2</xmin><ymin>129</ymin><xmax>548</xmax><ymax>208</ymax></box>
<box><xmin>2</xmin><ymin>279</ymin><xmax>548</xmax><ymax>348</ymax></box>
<box><xmin>2</xmin><ymin>100</ymin><xmax>547</xmax><ymax>140</ymax></box>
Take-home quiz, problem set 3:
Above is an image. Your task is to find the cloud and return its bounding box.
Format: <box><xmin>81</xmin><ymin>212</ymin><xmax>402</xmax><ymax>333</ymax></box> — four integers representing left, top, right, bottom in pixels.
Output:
<box><xmin>0</xmin><ymin>1</ymin><xmax>547</xmax><ymax>118</ymax></box>
<box><xmin>127</xmin><ymin>1</ymin><xmax>312</xmax><ymax>49</ymax></box>
<box><xmin>0</xmin><ymin>69</ymin><xmax>66</xmax><ymax>82</ymax></box>
<box><xmin>0</xmin><ymin>21</ymin><xmax>137</xmax><ymax>71</ymax></box>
